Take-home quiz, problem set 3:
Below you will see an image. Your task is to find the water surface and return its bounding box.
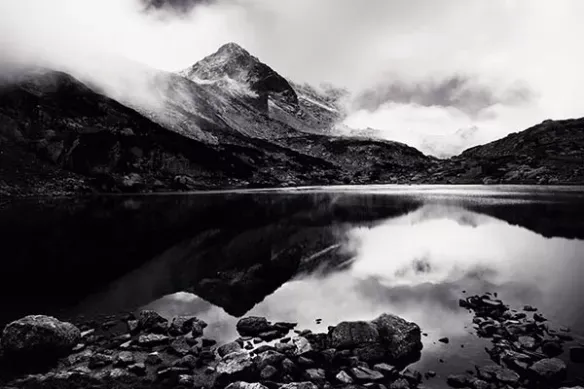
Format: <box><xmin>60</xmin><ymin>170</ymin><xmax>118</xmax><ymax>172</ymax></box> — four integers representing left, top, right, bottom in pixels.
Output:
<box><xmin>1</xmin><ymin>185</ymin><xmax>584</xmax><ymax>387</ymax></box>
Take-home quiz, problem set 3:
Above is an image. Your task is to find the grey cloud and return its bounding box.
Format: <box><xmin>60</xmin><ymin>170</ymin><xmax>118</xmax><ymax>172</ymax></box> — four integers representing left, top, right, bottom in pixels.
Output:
<box><xmin>141</xmin><ymin>0</ymin><xmax>214</xmax><ymax>14</ymax></box>
<box><xmin>352</xmin><ymin>75</ymin><xmax>533</xmax><ymax>117</ymax></box>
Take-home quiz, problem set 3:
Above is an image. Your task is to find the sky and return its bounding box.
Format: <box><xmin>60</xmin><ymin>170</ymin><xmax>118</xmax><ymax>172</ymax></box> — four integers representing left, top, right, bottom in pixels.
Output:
<box><xmin>1</xmin><ymin>0</ymin><xmax>583</xmax><ymax>156</ymax></box>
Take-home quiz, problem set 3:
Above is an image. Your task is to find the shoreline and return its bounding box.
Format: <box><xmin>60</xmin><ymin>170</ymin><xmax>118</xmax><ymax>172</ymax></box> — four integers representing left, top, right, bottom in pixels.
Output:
<box><xmin>1</xmin><ymin>294</ymin><xmax>582</xmax><ymax>389</ymax></box>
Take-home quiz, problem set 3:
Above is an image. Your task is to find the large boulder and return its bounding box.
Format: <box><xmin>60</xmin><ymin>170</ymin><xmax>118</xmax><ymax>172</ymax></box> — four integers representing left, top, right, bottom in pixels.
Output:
<box><xmin>236</xmin><ymin>317</ymin><xmax>273</xmax><ymax>336</ymax></box>
<box><xmin>327</xmin><ymin>313</ymin><xmax>422</xmax><ymax>365</ymax></box>
<box><xmin>329</xmin><ymin>321</ymin><xmax>379</xmax><ymax>349</ymax></box>
<box><xmin>1</xmin><ymin>315</ymin><xmax>81</xmax><ymax>362</ymax></box>
<box><xmin>371</xmin><ymin>313</ymin><xmax>422</xmax><ymax>363</ymax></box>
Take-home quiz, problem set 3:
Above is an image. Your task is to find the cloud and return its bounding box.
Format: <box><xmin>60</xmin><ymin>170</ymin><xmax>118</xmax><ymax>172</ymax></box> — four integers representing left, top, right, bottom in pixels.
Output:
<box><xmin>141</xmin><ymin>0</ymin><xmax>214</xmax><ymax>15</ymax></box>
<box><xmin>1</xmin><ymin>0</ymin><xmax>584</xmax><ymax>155</ymax></box>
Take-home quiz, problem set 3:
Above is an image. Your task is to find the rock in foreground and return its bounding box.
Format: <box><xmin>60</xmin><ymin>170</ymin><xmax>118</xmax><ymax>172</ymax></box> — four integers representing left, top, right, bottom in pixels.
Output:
<box><xmin>1</xmin><ymin>315</ymin><xmax>80</xmax><ymax>362</ymax></box>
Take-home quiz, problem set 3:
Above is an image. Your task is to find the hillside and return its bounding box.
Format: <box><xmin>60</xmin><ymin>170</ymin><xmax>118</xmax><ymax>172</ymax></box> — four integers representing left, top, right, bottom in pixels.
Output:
<box><xmin>0</xmin><ymin>43</ymin><xmax>582</xmax><ymax>197</ymax></box>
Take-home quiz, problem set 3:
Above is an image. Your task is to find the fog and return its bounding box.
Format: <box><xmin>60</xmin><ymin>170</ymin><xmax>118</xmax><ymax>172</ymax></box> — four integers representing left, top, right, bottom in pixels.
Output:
<box><xmin>1</xmin><ymin>0</ymin><xmax>583</xmax><ymax>155</ymax></box>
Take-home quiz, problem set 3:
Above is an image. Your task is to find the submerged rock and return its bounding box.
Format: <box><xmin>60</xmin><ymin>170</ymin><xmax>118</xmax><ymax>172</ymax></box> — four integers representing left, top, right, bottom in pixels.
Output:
<box><xmin>1</xmin><ymin>315</ymin><xmax>81</xmax><ymax>362</ymax></box>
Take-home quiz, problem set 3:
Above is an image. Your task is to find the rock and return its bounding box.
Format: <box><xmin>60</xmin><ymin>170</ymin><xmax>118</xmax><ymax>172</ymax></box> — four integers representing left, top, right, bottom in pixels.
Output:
<box><xmin>477</xmin><ymin>364</ymin><xmax>519</xmax><ymax>384</ymax></box>
<box><xmin>438</xmin><ymin>337</ymin><xmax>450</xmax><ymax>344</ymax></box>
<box><xmin>192</xmin><ymin>322</ymin><xmax>205</xmax><ymax>338</ymax></box>
<box><xmin>178</xmin><ymin>374</ymin><xmax>195</xmax><ymax>386</ymax></box>
<box><xmin>446</xmin><ymin>374</ymin><xmax>469</xmax><ymax>388</ymax></box>
<box><xmin>169</xmin><ymin>316</ymin><xmax>198</xmax><ymax>336</ymax></box>
<box><xmin>371</xmin><ymin>313</ymin><xmax>422</xmax><ymax>363</ymax></box>
<box><xmin>529</xmin><ymin>358</ymin><xmax>567</xmax><ymax>383</ymax></box>
<box><xmin>110</xmin><ymin>368</ymin><xmax>132</xmax><ymax>379</ymax></box>
<box><xmin>226</xmin><ymin>383</ymin><xmax>269</xmax><ymax>389</ymax></box>
<box><xmin>275</xmin><ymin>342</ymin><xmax>296</xmax><ymax>355</ymax></box>
<box><xmin>202</xmin><ymin>338</ymin><xmax>217</xmax><ymax>347</ymax></box>
<box><xmin>138</xmin><ymin>310</ymin><xmax>168</xmax><ymax>333</ymax></box>
<box><xmin>336</xmin><ymin>370</ymin><xmax>354</xmax><ymax>384</ymax></box>
<box><xmin>389</xmin><ymin>378</ymin><xmax>410</xmax><ymax>389</ymax></box>
<box><xmin>169</xmin><ymin>336</ymin><xmax>192</xmax><ymax>356</ymax></box>
<box><xmin>351</xmin><ymin>366</ymin><xmax>384</xmax><ymax>381</ymax></box>
<box><xmin>236</xmin><ymin>317</ymin><xmax>273</xmax><ymax>336</ymax></box>
<box><xmin>298</xmin><ymin>356</ymin><xmax>315</xmax><ymax>366</ymax></box>
<box><xmin>542</xmin><ymin>340</ymin><xmax>563</xmax><ymax>357</ymax></box>
<box><xmin>469</xmin><ymin>378</ymin><xmax>490</xmax><ymax>389</ymax></box>
<box><xmin>353</xmin><ymin>343</ymin><xmax>387</xmax><ymax>362</ymax></box>
<box><xmin>293</xmin><ymin>336</ymin><xmax>313</xmax><ymax>355</ymax></box>
<box><xmin>518</xmin><ymin>335</ymin><xmax>537</xmax><ymax>350</ymax></box>
<box><xmin>114</xmin><ymin>351</ymin><xmax>135</xmax><ymax>366</ymax></box>
<box><xmin>280</xmin><ymin>383</ymin><xmax>318</xmax><ymax>389</ymax></box>
<box><xmin>128</xmin><ymin>362</ymin><xmax>146</xmax><ymax>376</ymax></box>
<box><xmin>401</xmin><ymin>368</ymin><xmax>422</xmax><ymax>384</ymax></box>
<box><xmin>330</xmin><ymin>321</ymin><xmax>380</xmax><ymax>349</ymax></box>
<box><xmin>304</xmin><ymin>368</ymin><xmax>326</xmax><ymax>383</ymax></box>
<box><xmin>259</xmin><ymin>330</ymin><xmax>282</xmax><ymax>341</ymax></box>
<box><xmin>257</xmin><ymin>350</ymin><xmax>286</xmax><ymax>370</ymax></box>
<box><xmin>570</xmin><ymin>347</ymin><xmax>584</xmax><ymax>363</ymax></box>
<box><xmin>373</xmin><ymin>363</ymin><xmax>398</xmax><ymax>377</ymax></box>
<box><xmin>281</xmin><ymin>358</ymin><xmax>297</xmax><ymax>374</ymax></box>
<box><xmin>145</xmin><ymin>352</ymin><xmax>163</xmax><ymax>365</ymax></box>
<box><xmin>137</xmin><ymin>334</ymin><xmax>169</xmax><ymax>347</ymax></box>
<box><xmin>157</xmin><ymin>366</ymin><xmax>191</xmax><ymax>380</ymax></box>
<box><xmin>260</xmin><ymin>365</ymin><xmax>278</xmax><ymax>380</ymax></box>
<box><xmin>218</xmin><ymin>341</ymin><xmax>243</xmax><ymax>357</ymax></box>
<box><xmin>533</xmin><ymin>313</ymin><xmax>547</xmax><ymax>322</ymax></box>
<box><xmin>217</xmin><ymin>351</ymin><xmax>255</xmax><ymax>378</ymax></box>
<box><xmin>523</xmin><ymin>305</ymin><xmax>538</xmax><ymax>312</ymax></box>
<box><xmin>1</xmin><ymin>315</ymin><xmax>81</xmax><ymax>361</ymax></box>
<box><xmin>174</xmin><ymin>355</ymin><xmax>198</xmax><ymax>369</ymax></box>
<box><xmin>88</xmin><ymin>353</ymin><xmax>114</xmax><ymax>369</ymax></box>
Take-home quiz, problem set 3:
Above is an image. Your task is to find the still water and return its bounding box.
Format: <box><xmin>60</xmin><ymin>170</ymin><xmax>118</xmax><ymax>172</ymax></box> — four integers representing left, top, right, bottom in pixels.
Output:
<box><xmin>1</xmin><ymin>185</ymin><xmax>584</xmax><ymax>387</ymax></box>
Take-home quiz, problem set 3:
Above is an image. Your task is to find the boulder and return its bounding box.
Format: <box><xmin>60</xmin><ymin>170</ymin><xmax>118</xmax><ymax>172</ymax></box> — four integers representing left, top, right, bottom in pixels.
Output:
<box><xmin>218</xmin><ymin>341</ymin><xmax>243</xmax><ymax>358</ymax></box>
<box><xmin>529</xmin><ymin>358</ymin><xmax>567</xmax><ymax>383</ymax></box>
<box><xmin>330</xmin><ymin>321</ymin><xmax>380</xmax><ymax>349</ymax></box>
<box><xmin>138</xmin><ymin>310</ymin><xmax>168</xmax><ymax>333</ymax></box>
<box><xmin>169</xmin><ymin>316</ymin><xmax>198</xmax><ymax>336</ymax></box>
<box><xmin>217</xmin><ymin>351</ymin><xmax>255</xmax><ymax>379</ymax></box>
<box><xmin>371</xmin><ymin>313</ymin><xmax>423</xmax><ymax>363</ymax></box>
<box><xmin>1</xmin><ymin>315</ymin><xmax>81</xmax><ymax>362</ymax></box>
<box><xmin>236</xmin><ymin>317</ymin><xmax>273</xmax><ymax>336</ymax></box>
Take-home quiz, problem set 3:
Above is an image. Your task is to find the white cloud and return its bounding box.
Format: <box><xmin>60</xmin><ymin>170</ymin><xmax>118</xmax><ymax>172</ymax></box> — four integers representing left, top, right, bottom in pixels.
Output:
<box><xmin>1</xmin><ymin>0</ymin><xmax>583</xmax><ymax>155</ymax></box>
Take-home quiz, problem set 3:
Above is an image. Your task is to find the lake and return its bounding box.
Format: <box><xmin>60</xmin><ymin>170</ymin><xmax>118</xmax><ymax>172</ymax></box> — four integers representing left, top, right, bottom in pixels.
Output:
<box><xmin>1</xmin><ymin>185</ymin><xmax>584</xmax><ymax>387</ymax></box>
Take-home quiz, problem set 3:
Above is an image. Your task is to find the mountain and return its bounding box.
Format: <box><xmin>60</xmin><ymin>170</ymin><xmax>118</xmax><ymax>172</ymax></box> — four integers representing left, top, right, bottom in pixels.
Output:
<box><xmin>433</xmin><ymin>118</ymin><xmax>584</xmax><ymax>184</ymax></box>
<box><xmin>0</xmin><ymin>43</ymin><xmax>582</xmax><ymax>197</ymax></box>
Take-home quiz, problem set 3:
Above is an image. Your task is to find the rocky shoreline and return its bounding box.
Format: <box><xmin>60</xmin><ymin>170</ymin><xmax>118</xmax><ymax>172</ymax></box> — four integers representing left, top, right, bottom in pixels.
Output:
<box><xmin>0</xmin><ymin>295</ymin><xmax>582</xmax><ymax>389</ymax></box>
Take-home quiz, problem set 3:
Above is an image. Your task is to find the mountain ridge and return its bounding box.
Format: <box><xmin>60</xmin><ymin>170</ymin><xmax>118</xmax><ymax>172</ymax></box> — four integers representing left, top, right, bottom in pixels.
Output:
<box><xmin>1</xmin><ymin>42</ymin><xmax>583</xmax><ymax>197</ymax></box>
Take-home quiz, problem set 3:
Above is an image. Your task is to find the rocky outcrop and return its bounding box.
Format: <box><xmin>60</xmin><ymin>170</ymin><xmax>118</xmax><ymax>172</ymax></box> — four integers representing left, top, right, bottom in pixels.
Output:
<box><xmin>1</xmin><ymin>315</ymin><xmax>80</xmax><ymax>363</ymax></box>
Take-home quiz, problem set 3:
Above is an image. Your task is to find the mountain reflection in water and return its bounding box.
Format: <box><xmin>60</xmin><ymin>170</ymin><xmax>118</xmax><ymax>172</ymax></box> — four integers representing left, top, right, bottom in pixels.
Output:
<box><xmin>1</xmin><ymin>186</ymin><xmax>584</xmax><ymax>386</ymax></box>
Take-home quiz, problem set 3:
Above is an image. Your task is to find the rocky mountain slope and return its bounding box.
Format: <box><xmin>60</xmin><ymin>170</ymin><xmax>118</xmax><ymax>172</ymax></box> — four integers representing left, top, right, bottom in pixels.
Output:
<box><xmin>0</xmin><ymin>43</ymin><xmax>582</xmax><ymax>197</ymax></box>
<box><xmin>430</xmin><ymin>118</ymin><xmax>584</xmax><ymax>185</ymax></box>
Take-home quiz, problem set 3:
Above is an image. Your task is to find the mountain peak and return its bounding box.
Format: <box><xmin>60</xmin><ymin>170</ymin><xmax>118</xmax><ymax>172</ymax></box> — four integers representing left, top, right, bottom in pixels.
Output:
<box><xmin>179</xmin><ymin>42</ymin><xmax>298</xmax><ymax>112</ymax></box>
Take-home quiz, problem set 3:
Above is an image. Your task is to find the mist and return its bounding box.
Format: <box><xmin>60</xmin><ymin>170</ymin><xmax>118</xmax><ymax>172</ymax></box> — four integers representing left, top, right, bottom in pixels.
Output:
<box><xmin>1</xmin><ymin>0</ymin><xmax>583</xmax><ymax>156</ymax></box>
